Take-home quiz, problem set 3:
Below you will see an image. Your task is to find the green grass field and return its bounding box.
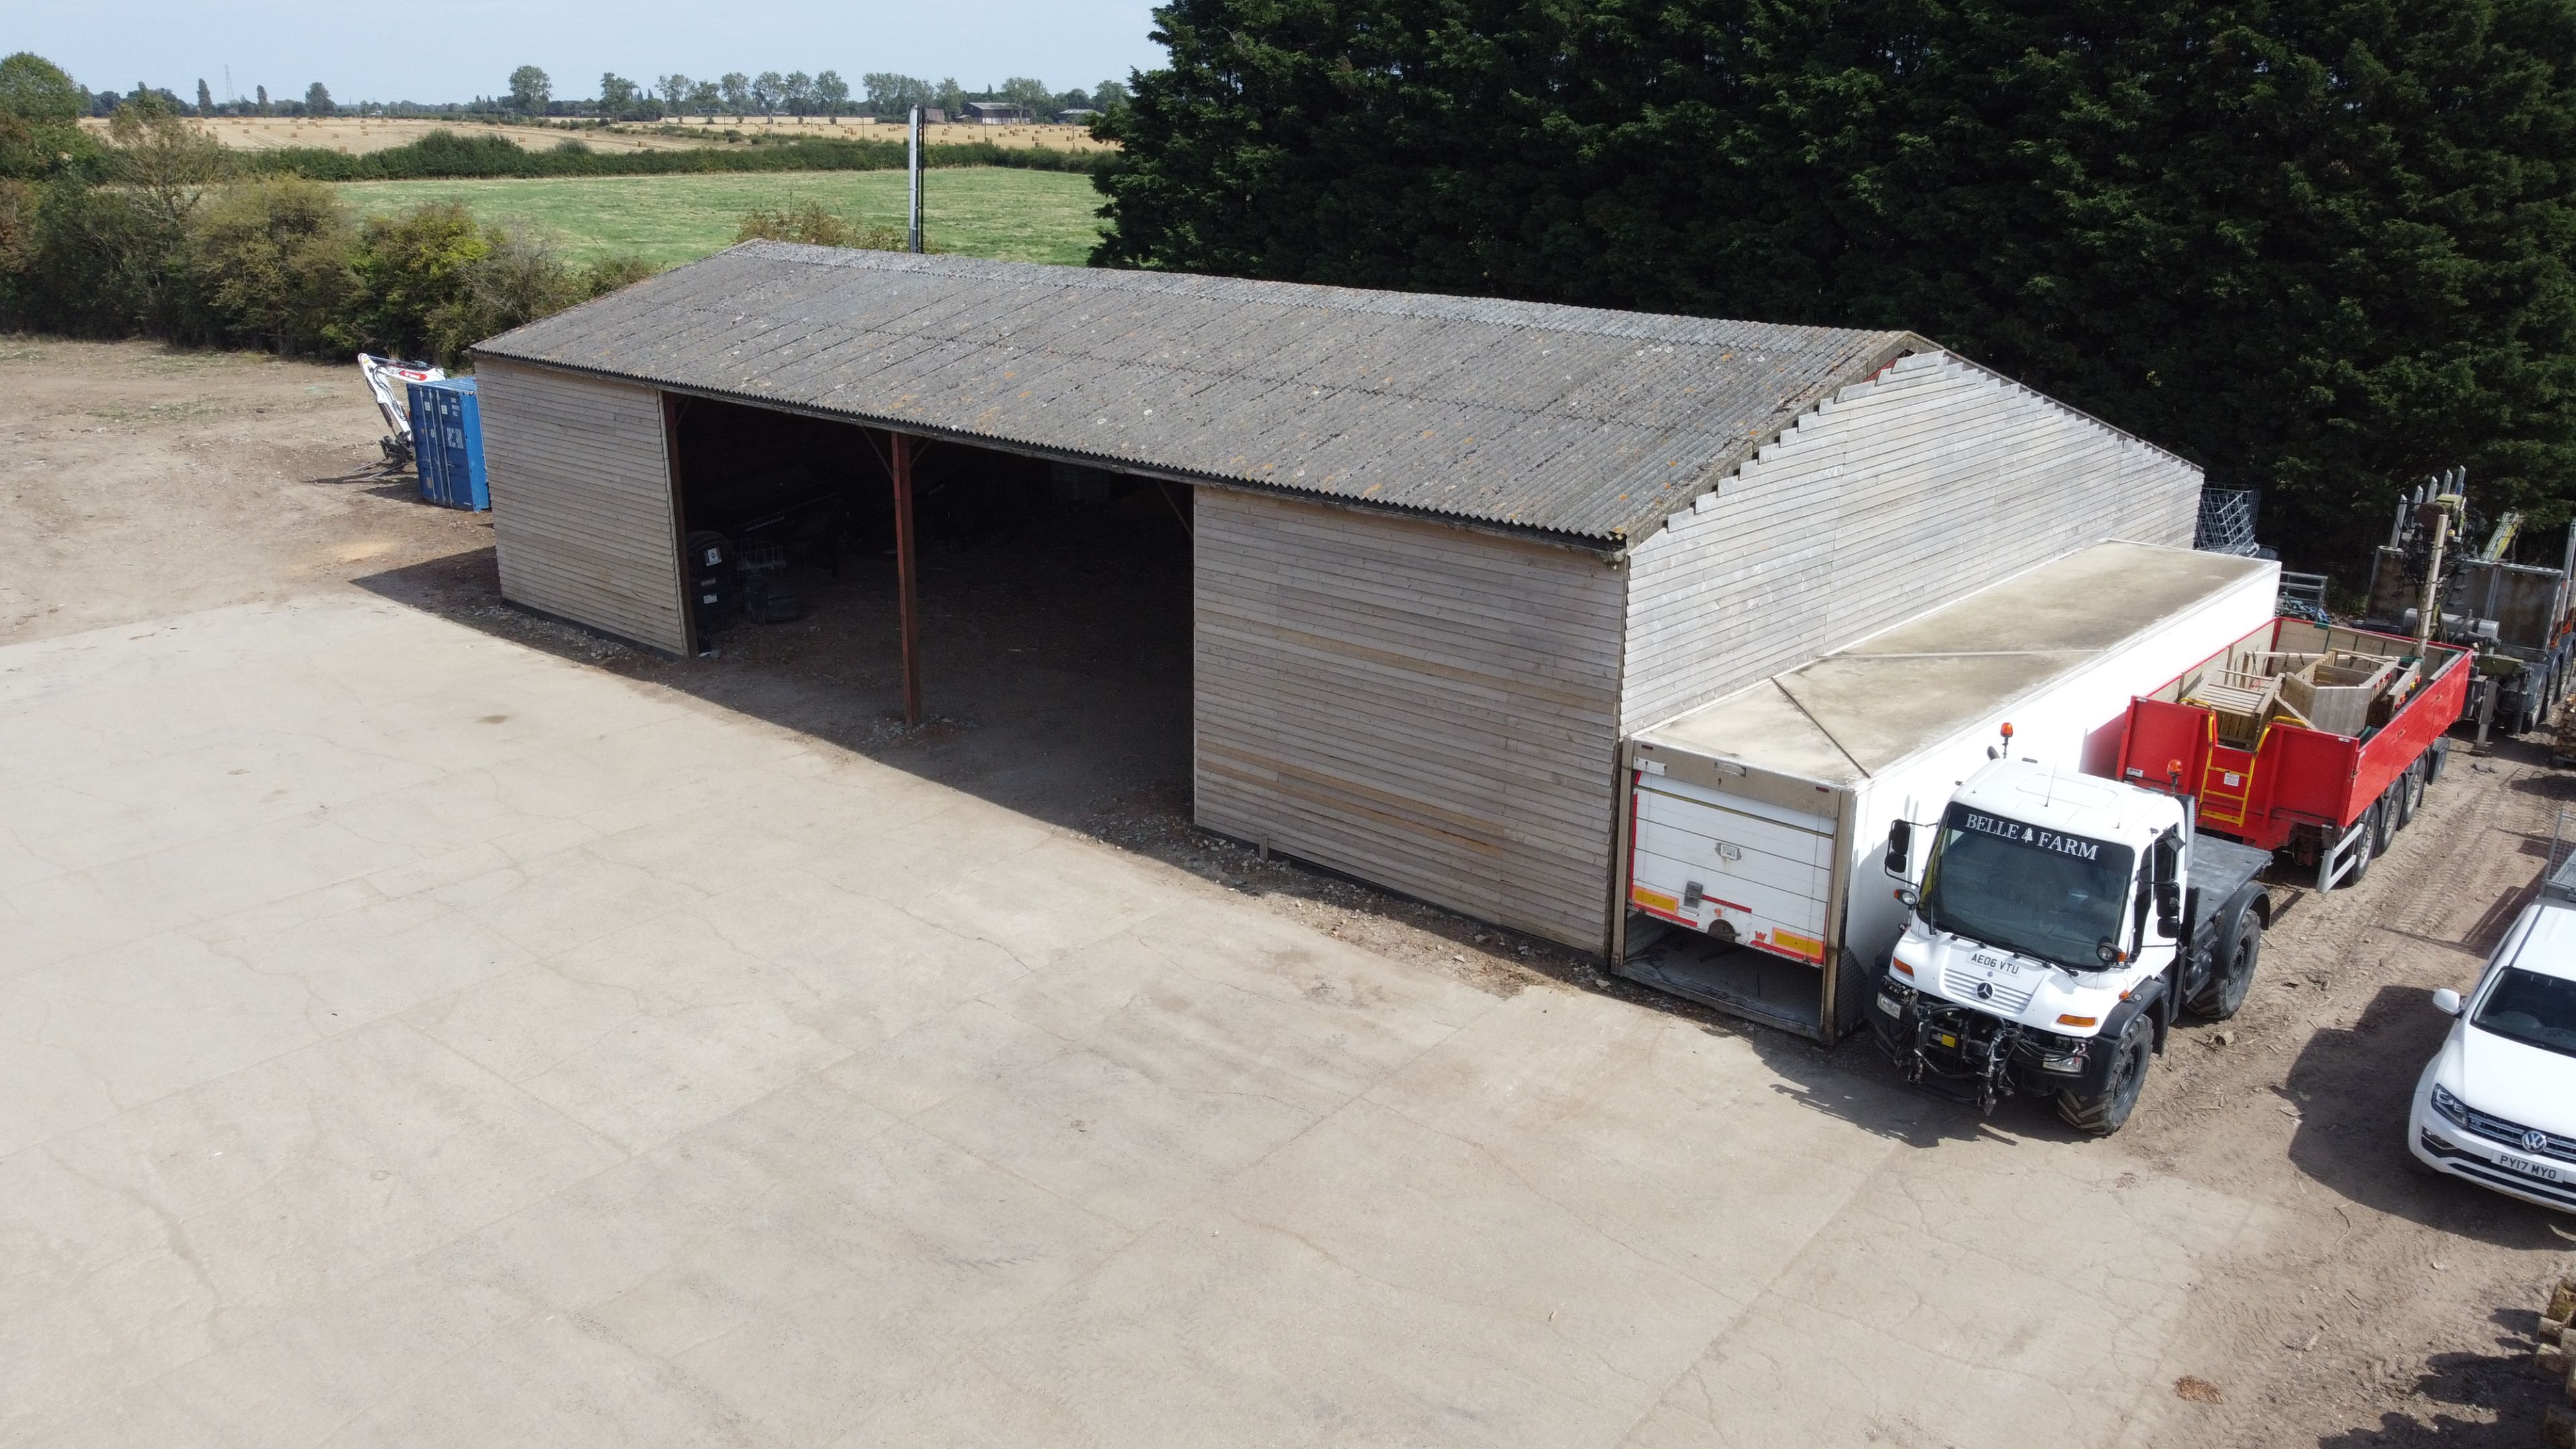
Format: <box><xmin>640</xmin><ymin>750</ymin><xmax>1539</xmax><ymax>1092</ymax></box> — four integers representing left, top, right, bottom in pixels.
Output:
<box><xmin>335</xmin><ymin>168</ymin><xmax>1107</xmax><ymax>269</ymax></box>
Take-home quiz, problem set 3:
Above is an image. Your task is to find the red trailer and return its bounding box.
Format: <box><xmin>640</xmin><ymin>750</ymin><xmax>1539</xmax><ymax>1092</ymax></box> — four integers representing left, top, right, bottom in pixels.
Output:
<box><xmin>2118</xmin><ymin>617</ymin><xmax>2473</xmax><ymax>888</ymax></box>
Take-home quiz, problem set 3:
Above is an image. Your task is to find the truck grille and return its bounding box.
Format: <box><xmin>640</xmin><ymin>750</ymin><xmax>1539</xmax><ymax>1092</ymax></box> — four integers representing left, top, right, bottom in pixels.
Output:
<box><xmin>1939</xmin><ymin>969</ymin><xmax>2033</xmax><ymax>1016</ymax></box>
<box><xmin>2458</xmin><ymin>1103</ymin><xmax>2576</xmax><ymax>1165</ymax></box>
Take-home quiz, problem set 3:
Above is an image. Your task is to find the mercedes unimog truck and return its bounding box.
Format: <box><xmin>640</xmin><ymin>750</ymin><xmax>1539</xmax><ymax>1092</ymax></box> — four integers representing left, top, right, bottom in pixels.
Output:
<box><xmin>1864</xmin><ymin>756</ymin><xmax>2274</xmax><ymax>1133</ymax></box>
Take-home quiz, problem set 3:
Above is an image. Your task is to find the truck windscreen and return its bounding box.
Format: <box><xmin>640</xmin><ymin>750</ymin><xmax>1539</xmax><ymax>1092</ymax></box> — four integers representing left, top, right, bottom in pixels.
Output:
<box><xmin>1919</xmin><ymin>804</ymin><xmax>2135</xmax><ymax>968</ymax></box>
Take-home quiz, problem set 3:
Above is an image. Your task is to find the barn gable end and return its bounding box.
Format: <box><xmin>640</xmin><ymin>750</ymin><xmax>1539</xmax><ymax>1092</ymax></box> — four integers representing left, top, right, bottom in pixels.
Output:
<box><xmin>1620</xmin><ymin>351</ymin><xmax>2204</xmax><ymax>736</ymax></box>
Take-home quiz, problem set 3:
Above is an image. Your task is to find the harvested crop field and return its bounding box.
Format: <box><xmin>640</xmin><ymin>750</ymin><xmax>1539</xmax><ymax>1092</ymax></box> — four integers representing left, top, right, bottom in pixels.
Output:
<box><xmin>334</xmin><ymin>167</ymin><xmax>1107</xmax><ymax>268</ymax></box>
<box><xmin>84</xmin><ymin>116</ymin><xmax>1114</xmax><ymax>156</ymax></box>
<box><xmin>610</xmin><ymin>117</ymin><xmax>1116</xmax><ymax>152</ymax></box>
<box><xmin>78</xmin><ymin>116</ymin><xmax>702</xmax><ymax>154</ymax></box>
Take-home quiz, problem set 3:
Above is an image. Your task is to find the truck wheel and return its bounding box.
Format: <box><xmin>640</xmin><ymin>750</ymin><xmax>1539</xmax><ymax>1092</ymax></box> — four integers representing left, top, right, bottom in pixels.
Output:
<box><xmin>2426</xmin><ymin>739</ymin><xmax>2450</xmax><ymax>786</ymax></box>
<box><xmin>2188</xmin><ymin>910</ymin><xmax>2261</xmax><ymax>1020</ymax></box>
<box><xmin>2057</xmin><ymin>1014</ymin><xmax>2155</xmax><ymax>1136</ymax></box>
<box><xmin>2341</xmin><ymin>804</ymin><xmax>2378</xmax><ymax>887</ymax></box>
<box><xmin>2370</xmin><ymin>788</ymin><xmax>2398</xmax><ymax>856</ymax></box>
<box><xmin>2396</xmin><ymin>762</ymin><xmax>2425</xmax><ymax>828</ymax></box>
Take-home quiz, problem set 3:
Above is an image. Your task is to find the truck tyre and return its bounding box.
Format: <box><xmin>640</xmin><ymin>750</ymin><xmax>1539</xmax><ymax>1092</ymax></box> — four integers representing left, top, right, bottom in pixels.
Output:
<box><xmin>2341</xmin><ymin>804</ymin><xmax>2378</xmax><ymax>887</ymax></box>
<box><xmin>2188</xmin><ymin>909</ymin><xmax>2261</xmax><ymax>1020</ymax></box>
<box><xmin>2370</xmin><ymin>787</ymin><xmax>2399</xmax><ymax>856</ymax></box>
<box><xmin>2396</xmin><ymin>761</ymin><xmax>2426</xmax><ymax>829</ymax></box>
<box><xmin>2426</xmin><ymin>738</ymin><xmax>2450</xmax><ymax>786</ymax></box>
<box><xmin>2057</xmin><ymin>1012</ymin><xmax>2155</xmax><ymax>1136</ymax></box>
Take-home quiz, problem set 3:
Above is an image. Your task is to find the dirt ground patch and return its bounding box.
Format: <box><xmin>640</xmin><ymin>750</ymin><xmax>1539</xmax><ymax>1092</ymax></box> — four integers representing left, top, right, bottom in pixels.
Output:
<box><xmin>10</xmin><ymin>335</ymin><xmax>2576</xmax><ymax>1445</ymax></box>
<box><xmin>2115</xmin><ymin>737</ymin><xmax>2576</xmax><ymax>1445</ymax></box>
<box><xmin>0</xmin><ymin>339</ymin><xmax>490</xmax><ymax>644</ymax></box>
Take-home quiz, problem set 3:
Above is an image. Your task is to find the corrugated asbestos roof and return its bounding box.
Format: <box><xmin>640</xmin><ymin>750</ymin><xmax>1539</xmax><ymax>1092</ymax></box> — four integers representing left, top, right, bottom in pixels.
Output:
<box><xmin>474</xmin><ymin>243</ymin><xmax>1921</xmax><ymax>546</ymax></box>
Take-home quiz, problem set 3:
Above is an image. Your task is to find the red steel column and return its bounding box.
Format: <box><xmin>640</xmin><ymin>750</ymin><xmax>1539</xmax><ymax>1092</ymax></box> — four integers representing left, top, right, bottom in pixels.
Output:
<box><xmin>891</xmin><ymin>430</ymin><xmax>922</xmax><ymax>727</ymax></box>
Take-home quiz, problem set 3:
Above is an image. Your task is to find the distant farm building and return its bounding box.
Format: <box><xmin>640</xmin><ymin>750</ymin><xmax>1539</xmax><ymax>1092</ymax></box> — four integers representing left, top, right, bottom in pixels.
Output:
<box><xmin>963</xmin><ymin>102</ymin><xmax>1030</xmax><ymax>124</ymax></box>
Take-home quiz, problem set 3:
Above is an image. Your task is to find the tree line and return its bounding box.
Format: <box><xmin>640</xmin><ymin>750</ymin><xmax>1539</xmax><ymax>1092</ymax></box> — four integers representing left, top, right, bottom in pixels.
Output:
<box><xmin>0</xmin><ymin>54</ymin><xmax>653</xmax><ymax>365</ymax></box>
<box><xmin>40</xmin><ymin>64</ymin><xmax>1134</xmax><ymax>129</ymax></box>
<box><xmin>490</xmin><ymin>66</ymin><xmax>1130</xmax><ymax>124</ymax></box>
<box><xmin>71</xmin><ymin>78</ymin><xmax>345</xmax><ymax>119</ymax></box>
<box><xmin>1094</xmin><ymin>0</ymin><xmax>2576</xmax><ymax>573</ymax></box>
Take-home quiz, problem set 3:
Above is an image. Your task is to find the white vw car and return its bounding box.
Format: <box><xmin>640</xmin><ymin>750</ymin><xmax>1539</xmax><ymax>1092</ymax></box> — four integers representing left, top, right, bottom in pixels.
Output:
<box><xmin>2410</xmin><ymin>899</ymin><xmax>2576</xmax><ymax>1214</ymax></box>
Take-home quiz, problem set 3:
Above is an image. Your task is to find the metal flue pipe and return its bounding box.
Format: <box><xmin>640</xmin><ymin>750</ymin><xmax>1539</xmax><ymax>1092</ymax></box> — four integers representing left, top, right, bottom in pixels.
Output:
<box><xmin>907</xmin><ymin>107</ymin><xmax>924</xmax><ymax>254</ymax></box>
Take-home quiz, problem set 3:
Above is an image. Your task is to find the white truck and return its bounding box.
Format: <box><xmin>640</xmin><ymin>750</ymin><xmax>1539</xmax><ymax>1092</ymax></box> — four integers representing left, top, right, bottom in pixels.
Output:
<box><xmin>1614</xmin><ymin>540</ymin><xmax>2280</xmax><ymax>1044</ymax></box>
<box><xmin>1864</xmin><ymin>757</ymin><xmax>2274</xmax><ymax>1131</ymax></box>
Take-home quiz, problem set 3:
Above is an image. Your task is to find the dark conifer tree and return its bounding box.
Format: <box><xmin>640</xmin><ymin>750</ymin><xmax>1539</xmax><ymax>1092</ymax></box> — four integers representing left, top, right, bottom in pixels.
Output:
<box><xmin>1096</xmin><ymin>0</ymin><xmax>2576</xmax><ymax>564</ymax></box>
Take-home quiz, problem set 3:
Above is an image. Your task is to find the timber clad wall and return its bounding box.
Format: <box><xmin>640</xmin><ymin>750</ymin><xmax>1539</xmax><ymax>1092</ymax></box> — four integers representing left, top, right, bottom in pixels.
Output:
<box><xmin>1195</xmin><ymin>490</ymin><xmax>1627</xmax><ymax>951</ymax></box>
<box><xmin>1619</xmin><ymin>351</ymin><xmax>2204</xmax><ymax>733</ymax></box>
<box><xmin>478</xmin><ymin>360</ymin><xmax>691</xmax><ymax>655</ymax></box>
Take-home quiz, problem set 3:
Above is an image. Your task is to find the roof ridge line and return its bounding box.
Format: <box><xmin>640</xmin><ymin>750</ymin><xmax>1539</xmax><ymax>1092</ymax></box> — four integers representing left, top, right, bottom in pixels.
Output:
<box><xmin>729</xmin><ymin>241</ymin><xmax>1907</xmax><ymax>352</ymax></box>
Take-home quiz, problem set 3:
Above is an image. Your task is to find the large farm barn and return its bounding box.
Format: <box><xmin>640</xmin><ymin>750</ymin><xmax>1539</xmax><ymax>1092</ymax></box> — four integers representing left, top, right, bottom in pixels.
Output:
<box><xmin>472</xmin><ymin>245</ymin><xmax>2202</xmax><ymax>959</ymax></box>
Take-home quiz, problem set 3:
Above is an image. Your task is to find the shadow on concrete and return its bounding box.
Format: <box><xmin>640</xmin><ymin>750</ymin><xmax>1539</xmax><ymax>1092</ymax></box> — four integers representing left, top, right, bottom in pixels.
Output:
<box><xmin>356</xmin><ymin>515</ymin><xmax>1717</xmax><ymax>1026</ymax></box>
<box><xmin>1750</xmin><ymin>1036</ymin><xmax>1992</xmax><ymax>1148</ymax></box>
<box><xmin>1719</xmin><ymin>1017</ymin><xmax>2104</xmax><ymax>1150</ymax></box>
<box><xmin>358</xmin><ymin>527</ymin><xmax>2013</xmax><ymax>1148</ymax></box>
<box><xmin>354</xmin><ymin>485</ymin><xmax>1194</xmax><ymax>837</ymax></box>
<box><xmin>2312</xmin><ymin>1311</ymin><xmax>2566</xmax><ymax>1446</ymax></box>
<box><xmin>2281</xmin><ymin>983</ymin><xmax>2573</xmax><ymax>1250</ymax></box>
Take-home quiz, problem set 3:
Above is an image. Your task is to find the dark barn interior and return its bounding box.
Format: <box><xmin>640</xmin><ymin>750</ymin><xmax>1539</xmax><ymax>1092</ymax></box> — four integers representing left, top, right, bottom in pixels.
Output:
<box><xmin>663</xmin><ymin>394</ymin><xmax>1196</xmax><ymax>820</ymax></box>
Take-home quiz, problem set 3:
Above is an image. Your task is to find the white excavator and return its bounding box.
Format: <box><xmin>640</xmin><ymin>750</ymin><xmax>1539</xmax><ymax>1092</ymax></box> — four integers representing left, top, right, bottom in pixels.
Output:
<box><xmin>356</xmin><ymin>354</ymin><xmax>444</xmax><ymax>468</ymax></box>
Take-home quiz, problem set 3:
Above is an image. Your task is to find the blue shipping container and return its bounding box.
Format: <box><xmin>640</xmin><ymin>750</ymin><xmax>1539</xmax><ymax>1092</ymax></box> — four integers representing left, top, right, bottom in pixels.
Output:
<box><xmin>407</xmin><ymin>377</ymin><xmax>489</xmax><ymax>511</ymax></box>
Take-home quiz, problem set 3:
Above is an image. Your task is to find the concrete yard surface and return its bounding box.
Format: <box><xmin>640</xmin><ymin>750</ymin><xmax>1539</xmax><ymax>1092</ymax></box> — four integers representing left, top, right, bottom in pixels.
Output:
<box><xmin>1</xmin><ymin>595</ymin><xmax>2259</xmax><ymax>1448</ymax></box>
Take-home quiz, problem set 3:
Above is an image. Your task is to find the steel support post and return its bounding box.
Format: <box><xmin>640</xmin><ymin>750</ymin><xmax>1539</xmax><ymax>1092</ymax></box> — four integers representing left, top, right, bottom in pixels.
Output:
<box><xmin>891</xmin><ymin>430</ymin><xmax>922</xmax><ymax>727</ymax></box>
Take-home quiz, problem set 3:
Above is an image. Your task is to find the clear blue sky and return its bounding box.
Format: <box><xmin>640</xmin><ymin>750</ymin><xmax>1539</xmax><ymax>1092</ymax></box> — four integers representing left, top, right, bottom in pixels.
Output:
<box><xmin>10</xmin><ymin>0</ymin><xmax>1168</xmax><ymax>103</ymax></box>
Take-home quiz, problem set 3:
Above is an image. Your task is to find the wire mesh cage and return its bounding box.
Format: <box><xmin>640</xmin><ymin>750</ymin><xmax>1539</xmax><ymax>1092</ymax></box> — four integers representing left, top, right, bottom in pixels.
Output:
<box><xmin>2276</xmin><ymin>571</ymin><xmax>2330</xmax><ymax>625</ymax></box>
<box><xmin>2196</xmin><ymin>488</ymin><xmax>2262</xmax><ymax>556</ymax></box>
<box><xmin>2548</xmin><ymin>808</ymin><xmax>2576</xmax><ymax>903</ymax></box>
